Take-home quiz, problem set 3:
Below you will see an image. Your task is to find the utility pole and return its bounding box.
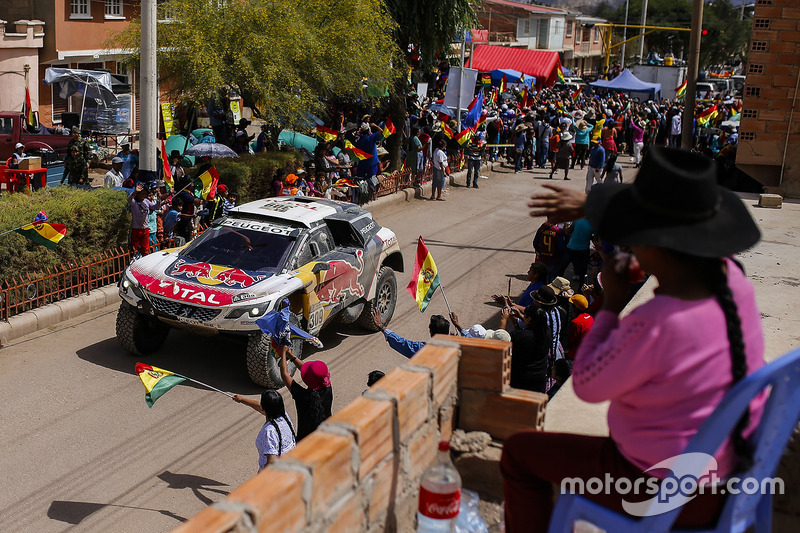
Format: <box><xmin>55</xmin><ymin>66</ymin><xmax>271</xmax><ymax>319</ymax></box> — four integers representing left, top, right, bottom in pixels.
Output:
<box><xmin>681</xmin><ymin>0</ymin><xmax>703</xmax><ymax>149</ymax></box>
<box><xmin>638</xmin><ymin>0</ymin><xmax>649</xmax><ymax>61</ymax></box>
<box><xmin>621</xmin><ymin>0</ymin><xmax>630</xmax><ymax>68</ymax></box>
<box><xmin>139</xmin><ymin>0</ymin><xmax>158</xmax><ymax>176</ymax></box>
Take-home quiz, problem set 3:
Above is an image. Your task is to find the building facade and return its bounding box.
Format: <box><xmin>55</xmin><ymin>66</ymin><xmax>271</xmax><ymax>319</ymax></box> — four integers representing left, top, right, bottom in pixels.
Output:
<box><xmin>736</xmin><ymin>0</ymin><xmax>800</xmax><ymax>197</ymax></box>
<box><xmin>0</xmin><ymin>19</ymin><xmax>45</xmax><ymax>114</ymax></box>
<box><xmin>475</xmin><ymin>0</ymin><xmax>605</xmax><ymax>79</ymax></box>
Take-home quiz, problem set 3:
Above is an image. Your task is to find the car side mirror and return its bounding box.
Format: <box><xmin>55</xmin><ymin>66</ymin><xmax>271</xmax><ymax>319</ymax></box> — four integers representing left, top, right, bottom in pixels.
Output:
<box><xmin>312</xmin><ymin>263</ymin><xmax>330</xmax><ymax>274</ymax></box>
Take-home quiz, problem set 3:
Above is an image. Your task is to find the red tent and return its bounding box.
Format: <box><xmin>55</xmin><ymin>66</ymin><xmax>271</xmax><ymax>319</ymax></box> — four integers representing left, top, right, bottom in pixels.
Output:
<box><xmin>470</xmin><ymin>45</ymin><xmax>562</xmax><ymax>88</ymax></box>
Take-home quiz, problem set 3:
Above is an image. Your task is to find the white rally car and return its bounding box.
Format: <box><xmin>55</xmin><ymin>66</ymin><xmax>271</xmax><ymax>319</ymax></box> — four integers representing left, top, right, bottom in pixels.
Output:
<box><xmin>117</xmin><ymin>196</ymin><xmax>403</xmax><ymax>388</ymax></box>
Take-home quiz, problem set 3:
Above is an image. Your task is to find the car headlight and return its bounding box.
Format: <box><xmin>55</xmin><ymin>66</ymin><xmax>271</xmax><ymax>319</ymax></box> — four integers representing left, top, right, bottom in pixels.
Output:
<box><xmin>120</xmin><ymin>272</ymin><xmax>145</xmax><ymax>299</ymax></box>
<box><xmin>226</xmin><ymin>305</ymin><xmax>268</xmax><ymax>319</ymax></box>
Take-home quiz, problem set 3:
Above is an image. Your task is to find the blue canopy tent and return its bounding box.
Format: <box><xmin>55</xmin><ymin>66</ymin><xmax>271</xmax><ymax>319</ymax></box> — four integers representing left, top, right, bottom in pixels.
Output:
<box><xmin>589</xmin><ymin>69</ymin><xmax>662</xmax><ymax>101</ymax></box>
<box><xmin>489</xmin><ymin>69</ymin><xmax>535</xmax><ymax>88</ymax></box>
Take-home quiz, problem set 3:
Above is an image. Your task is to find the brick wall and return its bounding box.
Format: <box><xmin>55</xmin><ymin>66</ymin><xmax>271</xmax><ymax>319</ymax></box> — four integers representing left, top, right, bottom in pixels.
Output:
<box><xmin>736</xmin><ymin>0</ymin><xmax>800</xmax><ymax>196</ymax></box>
<box><xmin>172</xmin><ymin>336</ymin><xmax>547</xmax><ymax>533</ymax></box>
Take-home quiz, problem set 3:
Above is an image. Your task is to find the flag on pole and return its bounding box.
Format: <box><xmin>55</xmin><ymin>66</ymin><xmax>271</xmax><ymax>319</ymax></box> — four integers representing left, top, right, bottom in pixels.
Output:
<box><xmin>455</xmin><ymin>127</ymin><xmax>473</xmax><ymax>146</ymax></box>
<box><xmin>14</xmin><ymin>221</ymin><xmax>67</xmax><ymax>250</ymax></box>
<box><xmin>256</xmin><ymin>303</ymin><xmax>323</xmax><ymax>353</ymax></box>
<box><xmin>195</xmin><ymin>166</ymin><xmax>219</xmax><ymax>200</ymax></box>
<box><xmin>696</xmin><ymin>105</ymin><xmax>719</xmax><ymax>126</ymax></box>
<box><xmin>344</xmin><ymin>140</ymin><xmax>373</xmax><ymax>160</ymax></box>
<box><xmin>406</xmin><ymin>236</ymin><xmax>441</xmax><ymax>312</ymax></box>
<box><xmin>675</xmin><ymin>80</ymin><xmax>687</xmax><ymax>100</ymax></box>
<box><xmin>382</xmin><ymin>117</ymin><xmax>396</xmax><ymax>138</ymax></box>
<box><xmin>467</xmin><ymin>93</ymin><xmax>480</xmax><ymax>112</ymax></box>
<box><xmin>160</xmin><ymin>139</ymin><xmax>174</xmax><ymax>190</ymax></box>
<box><xmin>135</xmin><ymin>362</ymin><xmax>187</xmax><ymax>408</ymax></box>
<box><xmin>572</xmin><ymin>87</ymin><xmax>582</xmax><ymax>100</ymax></box>
<box><xmin>475</xmin><ymin>112</ymin><xmax>487</xmax><ymax>130</ymax></box>
<box><xmin>316</xmin><ymin>126</ymin><xmax>339</xmax><ymax>142</ymax></box>
<box><xmin>23</xmin><ymin>87</ymin><xmax>35</xmax><ymax>128</ymax></box>
<box><xmin>499</xmin><ymin>75</ymin><xmax>507</xmax><ymax>93</ymax></box>
<box><xmin>462</xmin><ymin>89</ymin><xmax>483</xmax><ymax>129</ymax></box>
<box><xmin>481</xmin><ymin>73</ymin><xmax>492</xmax><ymax>87</ymax></box>
<box><xmin>557</xmin><ymin>65</ymin><xmax>566</xmax><ymax>84</ymax></box>
<box><xmin>441</xmin><ymin>122</ymin><xmax>455</xmax><ymax>140</ymax></box>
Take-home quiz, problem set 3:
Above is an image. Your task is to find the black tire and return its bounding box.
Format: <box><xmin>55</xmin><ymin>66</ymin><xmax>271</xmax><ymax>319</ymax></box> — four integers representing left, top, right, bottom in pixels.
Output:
<box><xmin>357</xmin><ymin>267</ymin><xmax>397</xmax><ymax>331</ymax></box>
<box><xmin>245</xmin><ymin>315</ymin><xmax>301</xmax><ymax>389</ymax></box>
<box><xmin>115</xmin><ymin>302</ymin><xmax>170</xmax><ymax>355</ymax></box>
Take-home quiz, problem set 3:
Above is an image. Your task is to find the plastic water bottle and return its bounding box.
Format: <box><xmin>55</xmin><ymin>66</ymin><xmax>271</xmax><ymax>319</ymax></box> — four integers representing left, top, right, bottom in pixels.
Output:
<box><xmin>454</xmin><ymin>489</ymin><xmax>489</xmax><ymax>533</ymax></box>
<box><xmin>417</xmin><ymin>441</ymin><xmax>462</xmax><ymax>532</ymax></box>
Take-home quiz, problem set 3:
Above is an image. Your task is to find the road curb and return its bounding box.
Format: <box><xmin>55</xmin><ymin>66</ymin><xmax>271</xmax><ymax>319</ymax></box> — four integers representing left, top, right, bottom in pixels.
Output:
<box><xmin>0</xmin><ymin>285</ymin><xmax>121</xmax><ymax>347</ymax></box>
<box><xmin>0</xmin><ymin>165</ymin><xmax>488</xmax><ymax>347</ymax></box>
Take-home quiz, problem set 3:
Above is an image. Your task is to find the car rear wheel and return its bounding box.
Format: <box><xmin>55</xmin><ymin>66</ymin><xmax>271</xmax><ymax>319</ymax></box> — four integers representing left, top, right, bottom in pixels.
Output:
<box><xmin>115</xmin><ymin>302</ymin><xmax>170</xmax><ymax>355</ymax></box>
<box><xmin>357</xmin><ymin>267</ymin><xmax>397</xmax><ymax>331</ymax></box>
<box><xmin>245</xmin><ymin>316</ymin><xmax>301</xmax><ymax>389</ymax></box>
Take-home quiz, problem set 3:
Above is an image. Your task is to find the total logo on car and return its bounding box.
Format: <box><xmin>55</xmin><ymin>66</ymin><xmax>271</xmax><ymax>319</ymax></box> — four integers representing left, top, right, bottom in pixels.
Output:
<box><xmin>116</xmin><ymin>196</ymin><xmax>403</xmax><ymax>388</ymax></box>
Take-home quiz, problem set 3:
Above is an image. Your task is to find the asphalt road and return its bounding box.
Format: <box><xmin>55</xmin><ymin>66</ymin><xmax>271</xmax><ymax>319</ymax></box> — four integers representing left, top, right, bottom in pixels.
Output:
<box><xmin>0</xmin><ymin>160</ymin><xmax>558</xmax><ymax>532</ymax></box>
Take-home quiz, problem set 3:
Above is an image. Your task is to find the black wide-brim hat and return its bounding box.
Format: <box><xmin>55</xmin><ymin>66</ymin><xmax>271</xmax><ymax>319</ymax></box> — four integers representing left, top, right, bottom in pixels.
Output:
<box><xmin>585</xmin><ymin>146</ymin><xmax>760</xmax><ymax>257</ymax></box>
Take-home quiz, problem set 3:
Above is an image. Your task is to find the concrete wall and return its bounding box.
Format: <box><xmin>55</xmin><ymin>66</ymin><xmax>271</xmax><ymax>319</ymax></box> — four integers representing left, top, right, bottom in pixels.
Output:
<box><xmin>0</xmin><ymin>20</ymin><xmax>44</xmax><ymax>113</ymax></box>
<box><xmin>172</xmin><ymin>336</ymin><xmax>547</xmax><ymax>533</ymax></box>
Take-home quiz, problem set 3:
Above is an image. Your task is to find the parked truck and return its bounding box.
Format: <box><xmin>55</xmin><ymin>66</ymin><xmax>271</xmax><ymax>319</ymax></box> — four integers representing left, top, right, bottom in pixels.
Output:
<box><xmin>0</xmin><ymin>112</ymin><xmax>72</xmax><ymax>161</ymax></box>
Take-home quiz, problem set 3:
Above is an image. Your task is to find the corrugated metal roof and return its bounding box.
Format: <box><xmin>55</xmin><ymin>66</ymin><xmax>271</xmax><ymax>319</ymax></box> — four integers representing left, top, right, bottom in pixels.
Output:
<box><xmin>470</xmin><ymin>45</ymin><xmax>562</xmax><ymax>87</ymax></box>
<box><xmin>482</xmin><ymin>0</ymin><xmax>568</xmax><ymax>14</ymax></box>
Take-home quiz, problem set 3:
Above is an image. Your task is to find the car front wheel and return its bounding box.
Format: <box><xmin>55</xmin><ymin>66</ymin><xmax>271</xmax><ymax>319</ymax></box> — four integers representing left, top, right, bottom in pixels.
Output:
<box><xmin>357</xmin><ymin>267</ymin><xmax>397</xmax><ymax>331</ymax></box>
<box><xmin>245</xmin><ymin>313</ymin><xmax>302</xmax><ymax>388</ymax></box>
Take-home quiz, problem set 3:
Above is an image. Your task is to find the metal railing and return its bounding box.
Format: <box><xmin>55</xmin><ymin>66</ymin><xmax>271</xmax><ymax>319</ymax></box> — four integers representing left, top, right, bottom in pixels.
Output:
<box><xmin>1</xmin><ymin>154</ymin><xmax>465</xmax><ymax>321</ymax></box>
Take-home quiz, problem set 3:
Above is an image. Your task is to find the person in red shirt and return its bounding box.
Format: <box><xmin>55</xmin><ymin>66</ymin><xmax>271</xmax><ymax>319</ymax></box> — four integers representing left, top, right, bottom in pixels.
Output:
<box><xmin>567</xmin><ymin>294</ymin><xmax>594</xmax><ymax>359</ymax></box>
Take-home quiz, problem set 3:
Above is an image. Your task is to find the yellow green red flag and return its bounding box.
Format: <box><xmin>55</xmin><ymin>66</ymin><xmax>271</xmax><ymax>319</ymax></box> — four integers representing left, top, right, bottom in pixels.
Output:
<box><xmin>14</xmin><ymin>222</ymin><xmax>66</xmax><ymax>250</ymax></box>
<box><xmin>195</xmin><ymin>166</ymin><xmax>219</xmax><ymax>200</ymax></box>
<box><xmin>344</xmin><ymin>140</ymin><xmax>373</xmax><ymax>160</ymax></box>
<box><xmin>697</xmin><ymin>104</ymin><xmax>718</xmax><ymax>126</ymax></box>
<box><xmin>382</xmin><ymin>117</ymin><xmax>396</xmax><ymax>138</ymax></box>
<box><xmin>316</xmin><ymin>126</ymin><xmax>339</xmax><ymax>142</ymax></box>
<box><xmin>675</xmin><ymin>80</ymin><xmax>687</xmax><ymax>100</ymax></box>
<box><xmin>557</xmin><ymin>65</ymin><xmax>566</xmax><ymax>83</ymax></box>
<box><xmin>160</xmin><ymin>139</ymin><xmax>174</xmax><ymax>190</ymax></box>
<box><xmin>136</xmin><ymin>362</ymin><xmax>187</xmax><ymax>407</ymax></box>
<box><xmin>406</xmin><ymin>236</ymin><xmax>441</xmax><ymax>312</ymax></box>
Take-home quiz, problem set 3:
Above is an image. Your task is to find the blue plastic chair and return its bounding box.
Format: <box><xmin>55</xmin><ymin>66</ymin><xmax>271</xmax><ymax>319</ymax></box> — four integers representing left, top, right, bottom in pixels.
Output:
<box><xmin>548</xmin><ymin>347</ymin><xmax>800</xmax><ymax>533</ymax></box>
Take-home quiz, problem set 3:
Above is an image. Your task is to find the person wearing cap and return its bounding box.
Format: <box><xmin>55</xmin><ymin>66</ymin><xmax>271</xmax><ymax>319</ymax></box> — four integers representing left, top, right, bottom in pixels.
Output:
<box><xmin>565</xmin><ymin>294</ymin><xmax>594</xmax><ymax>359</ymax></box>
<box><xmin>206</xmin><ymin>183</ymin><xmax>229</xmax><ymax>221</ymax></box>
<box><xmin>513</xmin><ymin>123</ymin><xmax>527</xmax><ymax>173</ymax></box>
<box><xmin>372</xmin><ymin>308</ymin><xmax>451</xmax><ymax>358</ymax></box>
<box><xmin>355</xmin><ymin>122</ymin><xmax>383</xmax><ymax>182</ymax></box>
<box><xmin>233</xmin><ymin>129</ymin><xmax>251</xmax><ymax>155</ymax></box>
<box><xmin>498</xmin><ymin>304</ymin><xmax>550</xmax><ymax>393</ymax></box>
<box><xmin>430</xmin><ymin>138</ymin><xmax>450</xmax><ymax>201</ymax></box>
<box><xmin>9</xmin><ymin>143</ymin><xmax>26</xmax><ymax>169</ymax></box>
<box><xmin>104</xmin><ymin>157</ymin><xmax>125</xmax><ymax>188</ymax></box>
<box><xmin>506</xmin><ymin>146</ymin><xmax>766</xmax><ymax>532</ymax></box>
<box><xmin>278</xmin><ymin>345</ymin><xmax>333</xmax><ymax>441</ymax></box>
<box><xmin>222</xmin><ymin>188</ymin><xmax>237</xmax><ymax>216</ymax></box>
<box><xmin>61</xmin><ymin>143</ymin><xmax>89</xmax><ymax>186</ymax></box>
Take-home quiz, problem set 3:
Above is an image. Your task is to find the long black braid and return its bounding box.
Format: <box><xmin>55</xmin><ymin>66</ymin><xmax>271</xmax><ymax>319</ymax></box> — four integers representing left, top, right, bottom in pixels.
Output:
<box><xmin>704</xmin><ymin>256</ymin><xmax>753</xmax><ymax>470</ymax></box>
<box><xmin>269</xmin><ymin>414</ymin><xmax>296</xmax><ymax>457</ymax></box>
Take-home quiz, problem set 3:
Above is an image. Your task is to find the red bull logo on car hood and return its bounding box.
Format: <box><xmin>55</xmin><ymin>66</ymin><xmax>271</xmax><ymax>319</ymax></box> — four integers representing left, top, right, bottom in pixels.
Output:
<box><xmin>167</xmin><ymin>258</ymin><xmax>271</xmax><ymax>289</ymax></box>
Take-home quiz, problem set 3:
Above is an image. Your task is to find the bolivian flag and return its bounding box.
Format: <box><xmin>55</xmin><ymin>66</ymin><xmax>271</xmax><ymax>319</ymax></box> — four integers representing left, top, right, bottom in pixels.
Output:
<box><xmin>697</xmin><ymin>104</ymin><xmax>718</xmax><ymax>126</ymax></box>
<box><xmin>316</xmin><ymin>125</ymin><xmax>339</xmax><ymax>142</ymax></box>
<box><xmin>499</xmin><ymin>75</ymin><xmax>507</xmax><ymax>93</ymax></box>
<box><xmin>160</xmin><ymin>139</ymin><xmax>173</xmax><ymax>190</ymax></box>
<box><xmin>344</xmin><ymin>140</ymin><xmax>373</xmax><ymax>160</ymax></box>
<box><xmin>557</xmin><ymin>65</ymin><xmax>566</xmax><ymax>84</ymax></box>
<box><xmin>135</xmin><ymin>362</ymin><xmax>187</xmax><ymax>408</ymax></box>
<box><xmin>195</xmin><ymin>166</ymin><xmax>219</xmax><ymax>200</ymax></box>
<box><xmin>382</xmin><ymin>117</ymin><xmax>396</xmax><ymax>138</ymax></box>
<box><xmin>572</xmin><ymin>87</ymin><xmax>582</xmax><ymax>100</ymax></box>
<box><xmin>481</xmin><ymin>73</ymin><xmax>492</xmax><ymax>87</ymax></box>
<box><xmin>675</xmin><ymin>80</ymin><xmax>687</xmax><ymax>100</ymax></box>
<box><xmin>406</xmin><ymin>236</ymin><xmax>441</xmax><ymax>312</ymax></box>
<box><xmin>441</xmin><ymin>123</ymin><xmax>455</xmax><ymax>140</ymax></box>
<box><xmin>455</xmin><ymin>127</ymin><xmax>473</xmax><ymax>146</ymax></box>
<box><xmin>15</xmin><ymin>221</ymin><xmax>67</xmax><ymax>250</ymax></box>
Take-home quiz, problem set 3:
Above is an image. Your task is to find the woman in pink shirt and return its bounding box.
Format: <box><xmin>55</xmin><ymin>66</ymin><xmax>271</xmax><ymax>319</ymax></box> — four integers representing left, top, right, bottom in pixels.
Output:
<box><xmin>502</xmin><ymin>146</ymin><xmax>764</xmax><ymax>532</ymax></box>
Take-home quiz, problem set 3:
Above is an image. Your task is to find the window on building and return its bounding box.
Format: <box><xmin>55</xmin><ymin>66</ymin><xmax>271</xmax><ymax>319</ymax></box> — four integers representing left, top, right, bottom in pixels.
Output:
<box><xmin>566</xmin><ymin>21</ymin><xmax>573</xmax><ymax>38</ymax></box>
<box><xmin>538</xmin><ymin>19</ymin><xmax>549</xmax><ymax>48</ymax></box>
<box><xmin>105</xmin><ymin>0</ymin><xmax>123</xmax><ymax>18</ymax></box>
<box><xmin>593</xmin><ymin>28</ymin><xmax>600</xmax><ymax>43</ymax></box>
<box><xmin>70</xmin><ymin>0</ymin><xmax>91</xmax><ymax>19</ymax></box>
<box><xmin>522</xmin><ymin>19</ymin><xmax>531</xmax><ymax>36</ymax></box>
<box><xmin>582</xmin><ymin>27</ymin><xmax>591</xmax><ymax>43</ymax></box>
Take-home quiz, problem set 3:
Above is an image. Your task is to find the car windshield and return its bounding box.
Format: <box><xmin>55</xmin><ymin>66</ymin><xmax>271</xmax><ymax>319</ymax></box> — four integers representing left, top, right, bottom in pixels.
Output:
<box><xmin>180</xmin><ymin>225</ymin><xmax>295</xmax><ymax>273</ymax></box>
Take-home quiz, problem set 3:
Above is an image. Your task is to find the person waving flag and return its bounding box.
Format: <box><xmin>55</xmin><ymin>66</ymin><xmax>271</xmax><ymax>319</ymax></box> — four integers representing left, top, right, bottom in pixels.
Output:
<box><xmin>407</xmin><ymin>236</ymin><xmax>441</xmax><ymax>312</ymax></box>
<box><xmin>382</xmin><ymin>117</ymin><xmax>396</xmax><ymax>138</ymax></box>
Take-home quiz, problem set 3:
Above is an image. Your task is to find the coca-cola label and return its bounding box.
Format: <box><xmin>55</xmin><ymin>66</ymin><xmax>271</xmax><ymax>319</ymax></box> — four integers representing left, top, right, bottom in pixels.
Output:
<box><xmin>418</xmin><ymin>486</ymin><xmax>461</xmax><ymax>519</ymax></box>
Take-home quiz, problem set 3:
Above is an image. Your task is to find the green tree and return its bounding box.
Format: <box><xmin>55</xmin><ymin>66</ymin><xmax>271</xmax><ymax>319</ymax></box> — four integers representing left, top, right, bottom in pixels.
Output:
<box><xmin>382</xmin><ymin>0</ymin><xmax>480</xmax><ymax>168</ymax></box>
<box><xmin>112</xmin><ymin>0</ymin><xmax>399</xmax><ymax>128</ymax></box>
